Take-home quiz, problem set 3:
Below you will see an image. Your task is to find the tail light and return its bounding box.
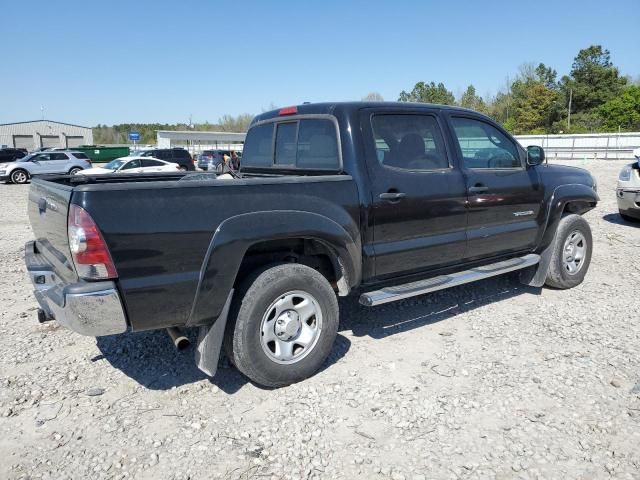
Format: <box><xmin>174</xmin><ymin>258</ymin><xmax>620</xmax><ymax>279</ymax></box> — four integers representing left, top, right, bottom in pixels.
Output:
<box><xmin>68</xmin><ymin>204</ymin><xmax>117</xmax><ymax>280</ymax></box>
<box><xmin>279</xmin><ymin>106</ymin><xmax>298</xmax><ymax>116</ymax></box>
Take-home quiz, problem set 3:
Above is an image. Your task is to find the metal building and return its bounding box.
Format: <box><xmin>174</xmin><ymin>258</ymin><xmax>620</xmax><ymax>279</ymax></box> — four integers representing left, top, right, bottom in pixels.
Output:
<box><xmin>0</xmin><ymin>120</ymin><xmax>93</xmax><ymax>151</ymax></box>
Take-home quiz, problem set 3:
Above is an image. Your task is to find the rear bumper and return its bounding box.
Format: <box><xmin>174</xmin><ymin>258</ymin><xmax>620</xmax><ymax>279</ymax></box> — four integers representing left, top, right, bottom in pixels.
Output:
<box><xmin>25</xmin><ymin>241</ymin><xmax>128</xmax><ymax>336</ymax></box>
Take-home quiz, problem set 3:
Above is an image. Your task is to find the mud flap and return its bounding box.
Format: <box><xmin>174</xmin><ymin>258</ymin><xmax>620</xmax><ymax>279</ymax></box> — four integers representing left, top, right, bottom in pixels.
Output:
<box><xmin>194</xmin><ymin>289</ymin><xmax>234</xmax><ymax>377</ymax></box>
<box><xmin>519</xmin><ymin>235</ymin><xmax>556</xmax><ymax>288</ymax></box>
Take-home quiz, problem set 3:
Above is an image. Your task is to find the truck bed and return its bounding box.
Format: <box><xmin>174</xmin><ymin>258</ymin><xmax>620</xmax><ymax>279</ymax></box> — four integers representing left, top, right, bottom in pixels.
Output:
<box><xmin>28</xmin><ymin>172</ymin><xmax>360</xmax><ymax>332</ymax></box>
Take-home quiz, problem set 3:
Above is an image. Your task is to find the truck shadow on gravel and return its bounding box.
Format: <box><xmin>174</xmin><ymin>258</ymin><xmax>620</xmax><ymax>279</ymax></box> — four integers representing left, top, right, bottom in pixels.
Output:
<box><xmin>94</xmin><ymin>330</ymin><xmax>351</xmax><ymax>394</ymax></box>
<box><xmin>339</xmin><ymin>272</ymin><xmax>541</xmax><ymax>339</ymax></box>
<box><xmin>602</xmin><ymin>212</ymin><xmax>640</xmax><ymax>227</ymax></box>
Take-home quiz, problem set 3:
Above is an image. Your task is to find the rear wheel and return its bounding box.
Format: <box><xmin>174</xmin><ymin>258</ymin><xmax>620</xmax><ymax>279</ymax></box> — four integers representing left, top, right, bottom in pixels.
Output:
<box><xmin>68</xmin><ymin>167</ymin><xmax>82</xmax><ymax>175</ymax></box>
<box><xmin>10</xmin><ymin>169</ymin><xmax>29</xmax><ymax>184</ymax></box>
<box><xmin>225</xmin><ymin>263</ymin><xmax>339</xmax><ymax>387</ymax></box>
<box><xmin>545</xmin><ymin>214</ymin><xmax>592</xmax><ymax>289</ymax></box>
<box><xmin>178</xmin><ymin>165</ymin><xmax>187</xmax><ymax>171</ymax></box>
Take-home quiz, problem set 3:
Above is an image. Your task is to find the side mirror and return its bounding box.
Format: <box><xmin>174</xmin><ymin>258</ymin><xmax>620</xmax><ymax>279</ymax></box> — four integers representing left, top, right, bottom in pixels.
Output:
<box><xmin>526</xmin><ymin>145</ymin><xmax>545</xmax><ymax>166</ymax></box>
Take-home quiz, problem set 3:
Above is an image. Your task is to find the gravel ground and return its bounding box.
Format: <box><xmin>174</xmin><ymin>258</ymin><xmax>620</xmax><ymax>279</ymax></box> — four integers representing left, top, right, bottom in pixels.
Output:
<box><xmin>1</xmin><ymin>159</ymin><xmax>639</xmax><ymax>480</ymax></box>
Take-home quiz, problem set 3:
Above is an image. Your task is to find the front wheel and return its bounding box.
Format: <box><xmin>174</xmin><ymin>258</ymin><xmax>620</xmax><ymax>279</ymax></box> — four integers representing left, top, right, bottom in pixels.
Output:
<box><xmin>68</xmin><ymin>167</ymin><xmax>82</xmax><ymax>175</ymax></box>
<box><xmin>545</xmin><ymin>214</ymin><xmax>593</xmax><ymax>289</ymax></box>
<box><xmin>10</xmin><ymin>169</ymin><xmax>29</xmax><ymax>184</ymax></box>
<box><xmin>225</xmin><ymin>263</ymin><xmax>339</xmax><ymax>387</ymax></box>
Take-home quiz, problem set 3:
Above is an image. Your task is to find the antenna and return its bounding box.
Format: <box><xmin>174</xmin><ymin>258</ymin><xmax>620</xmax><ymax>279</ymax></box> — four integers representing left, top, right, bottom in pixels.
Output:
<box><xmin>41</xmin><ymin>106</ymin><xmax>44</xmax><ymax>120</ymax></box>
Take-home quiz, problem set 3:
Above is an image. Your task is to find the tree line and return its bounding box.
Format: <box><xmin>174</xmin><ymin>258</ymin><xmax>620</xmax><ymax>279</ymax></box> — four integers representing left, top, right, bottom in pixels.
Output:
<box><xmin>94</xmin><ymin>44</ymin><xmax>638</xmax><ymax>144</ymax></box>
<box><xmin>387</xmin><ymin>45</ymin><xmax>639</xmax><ymax>135</ymax></box>
<box><xmin>93</xmin><ymin>114</ymin><xmax>254</xmax><ymax>145</ymax></box>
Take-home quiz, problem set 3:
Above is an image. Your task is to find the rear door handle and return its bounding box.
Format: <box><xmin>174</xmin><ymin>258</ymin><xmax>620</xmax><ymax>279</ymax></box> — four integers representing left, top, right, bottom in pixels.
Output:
<box><xmin>468</xmin><ymin>185</ymin><xmax>489</xmax><ymax>194</ymax></box>
<box><xmin>379</xmin><ymin>192</ymin><xmax>406</xmax><ymax>201</ymax></box>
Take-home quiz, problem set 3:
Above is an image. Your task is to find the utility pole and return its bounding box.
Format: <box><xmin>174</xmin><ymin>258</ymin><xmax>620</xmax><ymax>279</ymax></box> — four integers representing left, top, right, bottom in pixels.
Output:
<box><xmin>567</xmin><ymin>88</ymin><xmax>572</xmax><ymax>130</ymax></box>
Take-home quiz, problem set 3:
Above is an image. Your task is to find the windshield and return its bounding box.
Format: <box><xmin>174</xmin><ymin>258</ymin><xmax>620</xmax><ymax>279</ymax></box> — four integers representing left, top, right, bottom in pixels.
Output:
<box><xmin>104</xmin><ymin>159</ymin><xmax>126</xmax><ymax>170</ymax></box>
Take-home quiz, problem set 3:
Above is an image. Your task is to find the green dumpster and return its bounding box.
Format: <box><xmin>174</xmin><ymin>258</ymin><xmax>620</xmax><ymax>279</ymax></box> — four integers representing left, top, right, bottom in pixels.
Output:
<box><xmin>74</xmin><ymin>145</ymin><xmax>130</xmax><ymax>163</ymax></box>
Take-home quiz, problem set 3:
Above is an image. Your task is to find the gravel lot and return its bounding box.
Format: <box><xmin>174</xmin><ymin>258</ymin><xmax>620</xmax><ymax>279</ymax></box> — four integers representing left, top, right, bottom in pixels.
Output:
<box><xmin>1</xmin><ymin>159</ymin><xmax>639</xmax><ymax>480</ymax></box>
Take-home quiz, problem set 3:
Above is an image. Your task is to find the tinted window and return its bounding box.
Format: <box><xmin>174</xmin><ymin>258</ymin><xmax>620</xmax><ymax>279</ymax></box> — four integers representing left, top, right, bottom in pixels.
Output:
<box><xmin>33</xmin><ymin>153</ymin><xmax>51</xmax><ymax>161</ymax></box>
<box><xmin>242</xmin><ymin>123</ymin><xmax>274</xmax><ymax>167</ymax></box>
<box><xmin>173</xmin><ymin>149</ymin><xmax>190</xmax><ymax>159</ymax></box>
<box><xmin>371</xmin><ymin>115</ymin><xmax>448</xmax><ymax>170</ymax></box>
<box><xmin>51</xmin><ymin>153</ymin><xmax>69</xmax><ymax>160</ymax></box>
<box><xmin>296</xmin><ymin>120</ymin><xmax>339</xmax><ymax>169</ymax></box>
<box><xmin>450</xmin><ymin>117</ymin><xmax>520</xmax><ymax>169</ymax></box>
<box><xmin>73</xmin><ymin>152</ymin><xmax>89</xmax><ymax>159</ymax></box>
<box><xmin>121</xmin><ymin>159</ymin><xmax>141</xmax><ymax>170</ymax></box>
<box><xmin>275</xmin><ymin>123</ymin><xmax>297</xmax><ymax>165</ymax></box>
<box><xmin>142</xmin><ymin>159</ymin><xmax>163</xmax><ymax>167</ymax></box>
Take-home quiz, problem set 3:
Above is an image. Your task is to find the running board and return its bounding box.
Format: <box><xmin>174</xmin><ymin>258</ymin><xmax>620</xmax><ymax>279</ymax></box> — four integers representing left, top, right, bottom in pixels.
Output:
<box><xmin>359</xmin><ymin>254</ymin><xmax>540</xmax><ymax>307</ymax></box>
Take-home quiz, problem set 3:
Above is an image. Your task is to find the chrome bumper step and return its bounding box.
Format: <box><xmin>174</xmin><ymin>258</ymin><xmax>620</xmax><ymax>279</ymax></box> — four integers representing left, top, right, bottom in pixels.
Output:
<box><xmin>359</xmin><ymin>253</ymin><xmax>540</xmax><ymax>307</ymax></box>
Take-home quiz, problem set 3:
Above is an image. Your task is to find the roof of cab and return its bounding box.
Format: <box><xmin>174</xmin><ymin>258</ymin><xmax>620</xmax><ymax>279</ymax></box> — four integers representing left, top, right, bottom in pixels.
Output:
<box><xmin>251</xmin><ymin>101</ymin><xmax>479</xmax><ymax>125</ymax></box>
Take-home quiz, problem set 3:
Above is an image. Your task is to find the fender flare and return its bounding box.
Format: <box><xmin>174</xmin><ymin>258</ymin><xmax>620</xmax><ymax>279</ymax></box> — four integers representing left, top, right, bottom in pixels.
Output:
<box><xmin>536</xmin><ymin>183</ymin><xmax>598</xmax><ymax>252</ymax></box>
<box><xmin>186</xmin><ymin>210</ymin><xmax>361</xmax><ymax>326</ymax></box>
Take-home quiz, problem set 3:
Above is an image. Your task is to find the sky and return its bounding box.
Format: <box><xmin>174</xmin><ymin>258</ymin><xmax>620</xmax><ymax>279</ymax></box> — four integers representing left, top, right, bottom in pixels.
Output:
<box><xmin>1</xmin><ymin>0</ymin><xmax>638</xmax><ymax>126</ymax></box>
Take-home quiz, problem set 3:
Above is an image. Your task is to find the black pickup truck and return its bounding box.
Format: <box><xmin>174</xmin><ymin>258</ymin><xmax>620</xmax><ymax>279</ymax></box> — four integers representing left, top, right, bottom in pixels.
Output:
<box><xmin>25</xmin><ymin>102</ymin><xmax>598</xmax><ymax>387</ymax></box>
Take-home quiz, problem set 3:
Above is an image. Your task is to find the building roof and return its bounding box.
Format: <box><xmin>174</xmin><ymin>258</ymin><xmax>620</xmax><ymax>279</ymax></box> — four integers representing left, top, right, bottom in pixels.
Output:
<box><xmin>0</xmin><ymin>119</ymin><xmax>91</xmax><ymax>129</ymax></box>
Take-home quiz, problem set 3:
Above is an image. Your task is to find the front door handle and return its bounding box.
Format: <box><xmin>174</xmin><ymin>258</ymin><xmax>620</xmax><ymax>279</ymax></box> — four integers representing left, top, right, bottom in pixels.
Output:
<box><xmin>468</xmin><ymin>185</ymin><xmax>489</xmax><ymax>194</ymax></box>
<box><xmin>379</xmin><ymin>192</ymin><xmax>406</xmax><ymax>201</ymax></box>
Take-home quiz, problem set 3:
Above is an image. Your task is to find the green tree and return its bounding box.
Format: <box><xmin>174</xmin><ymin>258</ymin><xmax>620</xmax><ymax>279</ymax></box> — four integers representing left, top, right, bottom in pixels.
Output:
<box><xmin>459</xmin><ymin>85</ymin><xmax>486</xmax><ymax>112</ymax></box>
<box><xmin>560</xmin><ymin>45</ymin><xmax>627</xmax><ymax>113</ymax></box>
<box><xmin>398</xmin><ymin>81</ymin><xmax>455</xmax><ymax>105</ymax></box>
<box><xmin>598</xmin><ymin>85</ymin><xmax>640</xmax><ymax>131</ymax></box>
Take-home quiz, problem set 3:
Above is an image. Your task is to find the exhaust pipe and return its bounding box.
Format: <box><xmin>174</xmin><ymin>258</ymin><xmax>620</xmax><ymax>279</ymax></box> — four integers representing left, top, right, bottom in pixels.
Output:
<box><xmin>167</xmin><ymin>327</ymin><xmax>190</xmax><ymax>350</ymax></box>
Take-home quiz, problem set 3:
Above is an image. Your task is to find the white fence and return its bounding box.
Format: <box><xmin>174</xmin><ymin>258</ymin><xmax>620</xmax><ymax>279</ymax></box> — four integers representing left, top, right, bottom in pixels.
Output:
<box><xmin>514</xmin><ymin>132</ymin><xmax>640</xmax><ymax>161</ymax></box>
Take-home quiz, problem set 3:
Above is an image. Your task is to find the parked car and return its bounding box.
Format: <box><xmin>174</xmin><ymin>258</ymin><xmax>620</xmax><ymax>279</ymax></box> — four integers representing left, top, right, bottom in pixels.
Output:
<box><xmin>1</xmin><ymin>151</ymin><xmax>91</xmax><ymax>184</ymax></box>
<box><xmin>0</xmin><ymin>148</ymin><xmax>27</xmax><ymax>163</ymax></box>
<box><xmin>137</xmin><ymin>148</ymin><xmax>195</xmax><ymax>171</ymax></box>
<box><xmin>24</xmin><ymin>102</ymin><xmax>599</xmax><ymax>387</ymax></box>
<box><xmin>76</xmin><ymin>157</ymin><xmax>181</xmax><ymax>175</ymax></box>
<box><xmin>197</xmin><ymin>150</ymin><xmax>232</xmax><ymax>171</ymax></box>
<box><xmin>616</xmin><ymin>148</ymin><xmax>640</xmax><ymax>221</ymax></box>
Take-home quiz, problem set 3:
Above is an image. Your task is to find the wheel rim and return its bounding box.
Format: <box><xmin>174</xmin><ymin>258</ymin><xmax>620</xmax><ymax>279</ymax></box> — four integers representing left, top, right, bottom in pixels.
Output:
<box><xmin>260</xmin><ymin>290</ymin><xmax>323</xmax><ymax>364</ymax></box>
<box><xmin>562</xmin><ymin>230</ymin><xmax>587</xmax><ymax>275</ymax></box>
<box><xmin>13</xmin><ymin>171</ymin><xmax>27</xmax><ymax>183</ymax></box>
<box><xmin>70</xmin><ymin>168</ymin><xmax>81</xmax><ymax>175</ymax></box>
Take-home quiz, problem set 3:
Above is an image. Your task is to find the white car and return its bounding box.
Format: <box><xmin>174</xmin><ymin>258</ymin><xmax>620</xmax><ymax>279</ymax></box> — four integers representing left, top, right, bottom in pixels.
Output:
<box><xmin>77</xmin><ymin>156</ymin><xmax>180</xmax><ymax>176</ymax></box>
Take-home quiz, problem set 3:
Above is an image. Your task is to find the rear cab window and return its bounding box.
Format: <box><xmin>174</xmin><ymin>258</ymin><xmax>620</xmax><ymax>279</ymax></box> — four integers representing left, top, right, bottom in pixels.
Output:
<box><xmin>242</xmin><ymin>117</ymin><xmax>340</xmax><ymax>172</ymax></box>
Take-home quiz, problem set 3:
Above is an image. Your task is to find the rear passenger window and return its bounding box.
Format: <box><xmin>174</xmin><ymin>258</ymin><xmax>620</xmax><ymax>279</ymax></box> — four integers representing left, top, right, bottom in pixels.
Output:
<box><xmin>371</xmin><ymin>115</ymin><xmax>449</xmax><ymax>170</ymax></box>
<box><xmin>275</xmin><ymin>123</ymin><xmax>297</xmax><ymax>165</ymax></box>
<box><xmin>142</xmin><ymin>159</ymin><xmax>163</xmax><ymax>167</ymax></box>
<box><xmin>51</xmin><ymin>153</ymin><xmax>69</xmax><ymax>160</ymax></box>
<box><xmin>73</xmin><ymin>153</ymin><xmax>89</xmax><ymax>159</ymax></box>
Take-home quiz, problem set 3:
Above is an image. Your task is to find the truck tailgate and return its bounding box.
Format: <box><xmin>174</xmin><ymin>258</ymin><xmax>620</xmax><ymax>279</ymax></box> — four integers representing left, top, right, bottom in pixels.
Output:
<box><xmin>28</xmin><ymin>179</ymin><xmax>78</xmax><ymax>284</ymax></box>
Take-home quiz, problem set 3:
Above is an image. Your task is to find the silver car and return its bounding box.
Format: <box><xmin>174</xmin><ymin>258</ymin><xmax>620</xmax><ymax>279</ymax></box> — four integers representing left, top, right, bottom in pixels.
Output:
<box><xmin>0</xmin><ymin>151</ymin><xmax>92</xmax><ymax>184</ymax></box>
<box><xmin>616</xmin><ymin>148</ymin><xmax>640</xmax><ymax>221</ymax></box>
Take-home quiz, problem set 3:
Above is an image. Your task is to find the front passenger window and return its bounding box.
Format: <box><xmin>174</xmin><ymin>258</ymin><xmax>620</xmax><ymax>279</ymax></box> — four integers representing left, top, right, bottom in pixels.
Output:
<box><xmin>450</xmin><ymin>117</ymin><xmax>521</xmax><ymax>169</ymax></box>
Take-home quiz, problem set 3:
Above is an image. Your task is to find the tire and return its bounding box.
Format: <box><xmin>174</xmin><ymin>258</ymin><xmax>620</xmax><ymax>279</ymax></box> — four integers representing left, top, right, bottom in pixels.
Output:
<box><xmin>224</xmin><ymin>263</ymin><xmax>339</xmax><ymax>388</ymax></box>
<box><xmin>178</xmin><ymin>166</ymin><xmax>187</xmax><ymax>171</ymax></box>
<box><xmin>10</xmin><ymin>169</ymin><xmax>29</xmax><ymax>184</ymax></box>
<box><xmin>68</xmin><ymin>167</ymin><xmax>82</xmax><ymax>175</ymax></box>
<box><xmin>545</xmin><ymin>214</ymin><xmax>592</xmax><ymax>289</ymax></box>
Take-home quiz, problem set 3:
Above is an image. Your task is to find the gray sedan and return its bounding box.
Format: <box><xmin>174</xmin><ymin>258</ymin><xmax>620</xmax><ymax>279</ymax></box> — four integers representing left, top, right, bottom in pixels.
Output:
<box><xmin>0</xmin><ymin>151</ymin><xmax>92</xmax><ymax>184</ymax></box>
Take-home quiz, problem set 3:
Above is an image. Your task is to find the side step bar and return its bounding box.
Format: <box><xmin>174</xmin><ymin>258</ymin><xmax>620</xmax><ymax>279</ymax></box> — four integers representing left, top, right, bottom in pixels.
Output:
<box><xmin>359</xmin><ymin>254</ymin><xmax>540</xmax><ymax>307</ymax></box>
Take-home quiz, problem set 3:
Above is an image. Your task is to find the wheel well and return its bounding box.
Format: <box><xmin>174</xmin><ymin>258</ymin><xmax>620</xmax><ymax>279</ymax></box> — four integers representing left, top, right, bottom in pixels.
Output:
<box><xmin>235</xmin><ymin>238</ymin><xmax>348</xmax><ymax>295</ymax></box>
<box><xmin>562</xmin><ymin>200</ymin><xmax>596</xmax><ymax>216</ymax></box>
